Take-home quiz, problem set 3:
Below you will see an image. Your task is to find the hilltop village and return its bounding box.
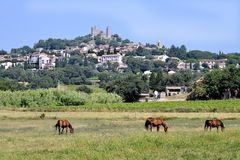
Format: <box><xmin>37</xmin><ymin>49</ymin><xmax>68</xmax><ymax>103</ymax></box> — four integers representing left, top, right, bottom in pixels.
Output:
<box><xmin>0</xmin><ymin>26</ymin><xmax>228</xmax><ymax>71</ymax></box>
<box><xmin>0</xmin><ymin>26</ymin><xmax>239</xmax><ymax>101</ymax></box>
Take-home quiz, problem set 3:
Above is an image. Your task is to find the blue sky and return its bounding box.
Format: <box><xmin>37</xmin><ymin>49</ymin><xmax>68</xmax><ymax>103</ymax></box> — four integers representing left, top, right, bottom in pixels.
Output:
<box><xmin>0</xmin><ymin>0</ymin><xmax>239</xmax><ymax>53</ymax></box>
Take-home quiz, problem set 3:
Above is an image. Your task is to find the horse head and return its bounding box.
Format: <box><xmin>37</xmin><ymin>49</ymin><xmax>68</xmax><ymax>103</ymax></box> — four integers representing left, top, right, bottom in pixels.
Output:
<box><xmin>164</xmin><ymin>126</ymin><xmax>168</xmax><ymax>132</ymax></box>
<box><xmin>220</xmin><ymin>123</ymin><xmax>225</xmax><ymax>132</ymax></box>
<box><xmin>70</xmin><ymin>127</ymin><xmax>74</xmax><ymax>133</ymax></box>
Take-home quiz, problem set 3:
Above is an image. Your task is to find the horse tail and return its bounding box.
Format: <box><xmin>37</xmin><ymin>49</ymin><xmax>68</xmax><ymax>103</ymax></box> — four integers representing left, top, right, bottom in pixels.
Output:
<box><xmin>55</xmin><ymin>123</ymin><xmax>58</xmax><ymax>130</ymax></box>
<box><xmin>145</xmin><ymin>119</ymin><xmax>150</xmax><ymax>130</ymax></box>
<box><xmin>55</xmin><ymin>120</ymin><xmax>60</xmax><ymax>130</ymax></box>
<box><xmin>204</xmin><ymin>120</ymin><xmax>209</xmax><ymax>129</ymax></box>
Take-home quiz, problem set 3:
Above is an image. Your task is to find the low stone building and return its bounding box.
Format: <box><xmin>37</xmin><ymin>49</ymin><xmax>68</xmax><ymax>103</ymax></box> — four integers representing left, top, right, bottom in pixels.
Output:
<box><xmin>166</xmin><ymin>86</ymin><xmax>187</xmax><ymax>96</ymax></box>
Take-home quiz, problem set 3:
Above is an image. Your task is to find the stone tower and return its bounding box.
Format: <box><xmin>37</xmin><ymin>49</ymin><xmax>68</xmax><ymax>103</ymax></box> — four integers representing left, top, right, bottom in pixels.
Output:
<box><xmin>106</xmin><ymin>26</ymin><xmax>112</xmax><ymax>39</ymax></box>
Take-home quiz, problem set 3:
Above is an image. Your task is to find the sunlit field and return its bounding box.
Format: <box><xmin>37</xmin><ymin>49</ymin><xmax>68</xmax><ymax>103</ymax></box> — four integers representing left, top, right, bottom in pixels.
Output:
<box><xmin>0</xmin><ymin>111</ymin><xmax>240</xmax><ymax>160</ymax></box>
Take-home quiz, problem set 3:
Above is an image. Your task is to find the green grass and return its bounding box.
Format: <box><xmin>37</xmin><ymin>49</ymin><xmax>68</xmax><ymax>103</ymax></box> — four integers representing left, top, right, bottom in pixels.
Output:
<box><xmin>0</xmin><ymin>112</ymin><xmax>239</xmax><ymax>160</ymax></box>
<box><xmin>3</xmin><ymin>99</ymin><xmax>240</xmax><ymax>112</ymax></box>
<box><xmin>41</xmin><ymin>99</ymin><xmax>240</xmax><ymax>112</ymax></box>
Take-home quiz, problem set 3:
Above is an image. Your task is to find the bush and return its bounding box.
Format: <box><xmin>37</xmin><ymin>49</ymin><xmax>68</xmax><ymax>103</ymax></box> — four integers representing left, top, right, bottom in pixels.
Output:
<box><xmin>76</xmin><ymin>85</ymin><xmax>93</xmax><ymax>94</ymax></box>
<box><xmin>0</xmin><ymin>88</ymin><xmax>122</xmax><ymax>108</ymax></box>
<box><xmin>0</xmin><ymin>89</ymin><xmax>57</xmax><ymax>107</ymax></box>
<box><xmin>91</xmin><ymin>93</ymin><xmax>122</xmax><ymax>104</ymax></box>
<box><xmin>59</xmin><ymin>91</ymin><xmax>89</xmax><ymax>106</ymax></box>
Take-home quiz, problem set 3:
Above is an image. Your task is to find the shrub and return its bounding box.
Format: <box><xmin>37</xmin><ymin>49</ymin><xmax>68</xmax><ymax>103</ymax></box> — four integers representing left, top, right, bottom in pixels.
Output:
<box><xmin>59</xmin><ymin>91</ymin><xmax>89</xmax><ymax>106</ymax></box>
<box><xmin>76</xmin><ymin>85</ymin><xmax>93</xmax><ymax>94</ymax></box>
<box><xmin>91</xmin><ymin>93</ymin><xmax>122</xmax><ymax>104</ymax></box>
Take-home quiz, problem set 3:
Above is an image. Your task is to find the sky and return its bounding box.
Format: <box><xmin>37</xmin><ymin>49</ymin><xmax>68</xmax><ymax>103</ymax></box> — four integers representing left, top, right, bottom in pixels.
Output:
<box><xmin>0</xmin><ymin>0</ymin><xmax>239</xmax><ymax>53</ymax></box>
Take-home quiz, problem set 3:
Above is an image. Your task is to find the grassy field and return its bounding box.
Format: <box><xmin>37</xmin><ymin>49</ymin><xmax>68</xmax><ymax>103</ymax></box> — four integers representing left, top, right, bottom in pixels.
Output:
<box><xmin>8</xmin><ymin>99</ymin><xmax>240</xmax><ymax>112</ymax></box>
<box><xmin>0</xmin><ymin>111</ymin><xmax>240</xmax><ymax>160</ymax></box>
<box><xmin>77</xmin><ymin>99</ymin><xmax>240</xmax><ymax>112</ymax></box>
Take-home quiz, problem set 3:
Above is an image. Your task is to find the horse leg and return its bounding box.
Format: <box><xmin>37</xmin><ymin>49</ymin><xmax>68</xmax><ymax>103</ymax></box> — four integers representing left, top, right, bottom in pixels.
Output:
<box><xmin>61</xmin><ymin>128</ymin><xmax>64</xmax><ymax>134</ymax></box>
<box><xmin>66</xmin><ymin>128</ymin><xmax>68</xmax><ymax>134</ymax></box>
<box><xmin>157</xmin><ymin>125</ymin><xmax>160</xmax><ymax>132</ymax></box>
<box><xmin>210</xmin><ymin>126</ymin><xmax>212</xmax><ymax>131</ymax></box>
<box><xmin>217</xmin><ymin>126</ymin><xmax>219</xmax><ymax>132</ymax></box>
<box><xmin>150</xmin><ymin>125</ymin><xmax>152</xmax><ymax>132</ymax></box>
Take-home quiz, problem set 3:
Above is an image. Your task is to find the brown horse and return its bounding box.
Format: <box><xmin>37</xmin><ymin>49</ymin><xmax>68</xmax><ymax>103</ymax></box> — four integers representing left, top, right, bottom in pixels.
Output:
<box><xmin>204</xmin><ymin>119</ymin><xmax>225</xmax><ymax>132</ymax></box>
<box><xmin>145</xmin><ymin>117</ymin><xmax>168</xmax><ymax>132</ymax></box>
<box><xmin>55</xmin><ymin>119</ymin><xmax>74</xmax><ymax>134</ymax></box>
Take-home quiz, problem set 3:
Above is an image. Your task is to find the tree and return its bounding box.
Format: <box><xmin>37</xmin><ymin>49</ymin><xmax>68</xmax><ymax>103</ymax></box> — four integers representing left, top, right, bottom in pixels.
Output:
<box><xmin>202</xmin><ymin>63</ymin><xmax>209</xmax><ymax>69</ymax></box>
<box><xmin>0</xmin><ymin>49</ymin><xmax>7</xmax><ymax>55</ymax></box>
<box><xmin>149</xmin><ymin>71</ymin><xmax>166</xmax><ymax>92</ymax></box>
<box><xmin>186</xmin><ymin>50</ymin><xmax>216</xmax><ymax>60</ymax></box>
<box><xmin>105</xmin><ymin>74</ymin><xmax>147</xmax><ymax>102</ymax></box>
<box><xmin>76</xmin><ymin>85</ymin><xmax>93</xmax><ymax>94</ymax></box>
<box><xmin>11</xmin><ymin>46</ymin><xmax>32</xmax><ymax>55</ymax></box>
<box><xmin>34</xmin><ymin>38</ymin><xmax>67</xmax><ymax>50</ymax></box>
<box><xmin>190</xmin><ymin>66</ymin><xmax>240</xmax><ymax>100</ymax></box>
<box><xmin>0</xmin><ymin>78</ymin><xmax>26</xmax><ymax>91</ymax></box>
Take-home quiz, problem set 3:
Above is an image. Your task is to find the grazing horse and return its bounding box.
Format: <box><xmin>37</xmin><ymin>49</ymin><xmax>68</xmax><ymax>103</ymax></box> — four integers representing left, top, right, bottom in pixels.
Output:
<box><xmin>145</xmin><ymin>117</ymin><xmax>168</xmax><ymax>132</ymax></box>
<box><xmin>55</xmin><ymin>119</ymin><xmax>74</xmax><ymax>134</ymax></box>
<box><xmin>204</xmin><ymin>119</ymin><xmax>225</xmax><ymax>132</ymax></box>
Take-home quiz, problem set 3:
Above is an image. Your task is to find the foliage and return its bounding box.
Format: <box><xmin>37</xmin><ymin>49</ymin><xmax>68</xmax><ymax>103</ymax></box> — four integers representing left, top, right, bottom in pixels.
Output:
<box><xmin>0</xmin><ymin>87</ymin><xmax>124</xmax><ymax>108</ymax></box>
<box><xmin>105</xmin><ymin>74</ymin><xmax>148</xmax><ymax>102</ymax></box>
<box><xmin>90</xmin><ymin>92</ymin><xmax>122</xmax><ymax>104</ymax></box>
<box><xmin>0</xmin><ymin>78</ymin><xmax>26</xmax><ymax>91</ymax></box>
<box><xmin>189</xmin><ymin>66</ymin><xmax>240</xmax><ymax>100</ymax></box>
<box><xmin>76</xmin><ymin>85</ymin><xmax>93</xmax><ymax>94</ymax></box>
<box><xmin>149</xmin><ymin>70</ymin><xmax>193</xmax><ymax>92</ymax></box>
<box><xmin>125</xmin><ymin>57</ymin><xmax>154</xmax><ymax>73</ymax></box>
<box><xmin>149</xmin><ymin>71</ymin><xmax>166</xmax><ymax>92</ymax></box>
<box><xmin>58</xmin><ymin>91</ymin><xmax>88</xmax><ymax>106</ymax></box>
<box><xmin>0</xmin><ymin>49</ymin><xmax>7</xmax><ymax>55</ymax></box>
<box><xmin>186</xmin><ymin>50</ymin><xmax>217</xmax><ymax>60</ymax></box>
<box><xmin>168</xmin><ymin>45</ymin><xmax>187</xmax><ymax>59</ymax></box>
<box><xmin>11</xmin><ymin>46</ymin><xmax>33</xmax><ymax>55</ymax></box>
<box><xmin>34</xmin><ymin>38</ymin><xmax>67</xmax><ymax>50</ymax></box>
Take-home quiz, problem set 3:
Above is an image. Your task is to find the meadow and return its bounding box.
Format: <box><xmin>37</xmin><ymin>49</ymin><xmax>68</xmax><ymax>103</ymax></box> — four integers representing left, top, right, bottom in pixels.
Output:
<box><xmin>0</xmin><ymin>111</ymin><xmax>240</xmax><ymax>160</ymax></box>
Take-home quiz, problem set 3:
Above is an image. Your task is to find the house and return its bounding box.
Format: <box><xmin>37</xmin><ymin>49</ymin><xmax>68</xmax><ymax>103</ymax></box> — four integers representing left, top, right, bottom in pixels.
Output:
<box><xmin>199</xmin><ymin>59</ymin><xmax>227</xmax><ymax>69</ymax></box>
<box><xmin>138</xmin><ymin>93</ymin><xmax>150</xmax><ymax>102</ymax></box>
<box><xmin>28</xmin><ymin>53</ymin><xmax>56</xmax><ymax>69</ymax></box>
<box><xmin>99</xmin><ymin>54</ymin><xmax>123</xmax><ymax>64</ymax></box>
<box><xmin>39</xmin><ymin>54</ymin><xmax>56</xmax><ymax>70</ymax></box>
<box><xmin>152</xmin><ymin>54</ymin><xmax>169</xmax><ymax>62</ymax></box>
<box><xmin>168</xmin><ymin>70</ymin><xmax>176</xmax><ymax>75</ymax></box>
<box><xmin>177</xmin><ymin>61</ymin><xmax>195</xmax><ymax>70</ymax></box>
<box><xmin>166</xmin><ymin>86</ymin><xmax>187</xmax><ymax>96</ymax></box>
<box><xmin>143</xmin><ymin>70</ymin><xmax>152</xmax><ymax>77</ymax></box>
<box><xmin>0</xmin><ymin>61</ymin><xmax>24</xmax><ymax>69</ymax></box>
<box><xmin>0</xmin><ymin>61</ymin><xmax>13</xmax><ymax>69</ymax></box>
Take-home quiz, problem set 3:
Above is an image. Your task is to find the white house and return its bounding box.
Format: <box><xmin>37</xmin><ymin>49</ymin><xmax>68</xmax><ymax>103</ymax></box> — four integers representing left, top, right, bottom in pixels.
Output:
<box><xmin>168</xmin><ymin>70</ymin><xmax>176</xmax><ymax>75</ymax></box>
<box><xmin>0</xmin><ymin>62</ymin><xmax>13</xmax><ymax>69</ymax></box>
<box><xmin>199</xmin><ymin>59</ymin><xmax>227</xmax><ymax>69</ymax></box>
<box><xmin>153</xmin><ymin>54</ymin><xmax>169</xmax><ymax>62</ymax></box>
<box><xmin>99</xmin><ymin>54</ymin><xmax>123</xmax><ymax>64</ymax></box>
<box><xmin>39</xmin><ymin>54</ymin><xmax>56</xmax><ymax>70</ymax></box>
<box><xmin>177</xmin><ymin>61</ymin><xmax>195</xmax><ymax>70</ymax></box>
